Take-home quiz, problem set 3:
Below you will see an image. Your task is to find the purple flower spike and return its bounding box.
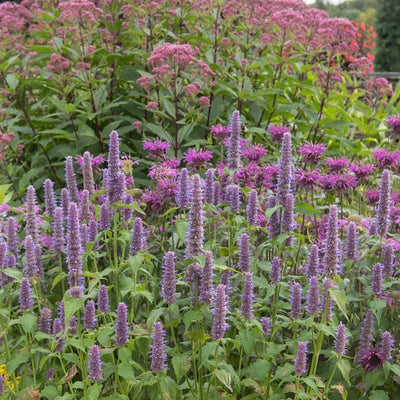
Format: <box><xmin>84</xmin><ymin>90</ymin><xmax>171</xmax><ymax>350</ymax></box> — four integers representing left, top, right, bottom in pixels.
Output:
<box><xmin>282</xmin><ymin>193</ymin><xmax>295</xmax><ymax>246</ymax></box>
<box><xmin>20</xmin><ymin>277</ymin><xmax>34</xmax><ymax>310</ymax></box>
<box><xmin>26</xmin><ymin>185</ymin><xmax>38</xmax><ymax>242</ymax></box>
<box><xmin>374</xmin><ymin>169</ymin><xmax>391</xmax><ymax>237</ymax></box>
<box><xmin>238</xmin><ymin>233</ymin><xmax>251</xmax><ymax>273</ymax></box>
<box><xmin>211</xmin><ymin>284</ymin><xmax>228</xmax><ymax>340</ymax></box>
<box><xmin>44</xmin><ymin>179</ymin><xmax>56</xmax><ymax>219</ymax></box>
<box><xmin>270</xmin><ymin>257</ymin><xmax>281</xmax><ymax>284</ymax></box>
<box><xmin>307</xmin><ymin>244</ymin><xmax>319</xmax><ymax>277</ymax></box>
<box><xmin>246</xmin><ymin>189</ymin><xmax>258</xmax><ymax>225</ymax></box>
<box><xmin>84</xmin><ymin>300</ymin><xmax>96</xmax><ymax>330</ymax></box>
<box><xmin>294</xmin><ymin>342</ymin><xmax>308</xmax><ymax>376</ymax></box>
<box><xmin>267</xmin><ymin>195</ymin><xmax>280</xmax><ymax>238</ymax></box>
<box><xmin>226</xmin><ymin>184</ymin><xmax>241</xmax><ymax>213</ymax></box>
<box><xmin>97</xmin><ymin>285</ymin><xmax>109</xmax><ymax>314</ymax></box>
<box><xmin>53</xmin><ymin>207</ymin><xmax>64</xmax><ymax>253</ymax></box>
<box><xmin>99</xmin><ymin>204</ymin><xmax>111</xmax><ymax>230</ymax></box>
<box><xmin>227</xmin><ymin>110</ymin><xmax>242</xmax><ymax>169</ymax></box>
<box><xmin>67</xmin><ymin>202</ymin><xmax>84</xmax><ymax>297</ymax></box>
<box><xmin>150</xmin><ymin>322</ymin><xmax>167</xmax><ymax>373</ymax></box>
<box><xmin>107</xmin><ymin>130</ymin><xmax>122</xmax><ymax>204</ymax></box>
<box><xmin>359</xmin><ymin>309</ymin><xmax>375</xmax><ymax>353</ymax></box>
<box><xmin>38</xmin><ymin>307</ymin><xmax>52</xmax><ymax>334</ymax></box>
<box><xmin>88</xmin><ymin>345</ymin><xmax>103</xmax><ymax>381</ymax></box>
<box><xmin>321</xmin><ymin>278</ymin><xmax>334</xmax><ymax>322</ymax></box>
<box><xmin>83</xmin><ymin>151</ymin><xmax>95</xmax><ymax>197</ymax></box>
<box><xmin>199</xmin><ymin>251</ymin><xmax>214</xmax><ymax>305</ymax></box>
<box><xmin>212</xmin><ymin>181</ymin><xmax>220</xmax><ymax>205</ymax></box>
<box><xmin>0</xmin><ymin>374</ymin><xmax>3</xmax><ymax>393</ymax></box>
<box><xmin>61</xmin><ymin>188</ymin><xmax>70</xmax><ymax>221</ymax></box>
<box><xmin>88</xmin><ymin>219</ymin><xmax>98</xmax><ymax>248</ymax></box>
<box><xmin>345</xmin><ymin>221</ymin><xmax>358</xmax><ymax>261</ymax></box>
<box><xmin>79</xmin><ymin>190</ymin><xmax>91</xmax><ymax>223</ymax></box>
<box><xmin>5</xmin><ymin>217</ymin><xmax>19</xmax><ymax>258</ymax></box>
<box><xmin>162</xmin><ymin>252</ymin><xmax>176</xmax><ymax>304</ymax></box>
<box><xmin>176</xmin><ymin>168</ymin><xmax>191</xmax><ymax>208</ymax></box>
<box><xmin>381</xmin><ymin>331</ymin><xmax>394</xmax><ymax>361</ymax></box>
<box><xmin>372</xmin><ymin>262</ymin><xmax>383</xmax><ymax>295</ymax></box>
<box><xmin>290</xmin><ymin>282</ymin><xmax>302</xmax><ymax>320</ymax></box>
<box><xmin>277</xmin><ymin>132</ymin><xmax>294</xmax><ymax>206</ymax></box>
<box><xmin>382</xmin><ymin>244</ymin><xmax>394</xmax><ymax>278</ymax></box>
<box><xmin>130</xmin><ymin>217</ymin><xmax>146</xmax><ymax>255</ymax></box>
<box><xmin>122</xmin><ymin>192</ymin><xmax>134</xmax><ymax>222</ymax></box>
<box><xmin>335</xmin><ymin>322</ymin><xmax>347</xmax><ymax>355</ymax></box>
<box><xmin>68</xmin><ymin>315</ymin><xmax>78</xmax><ymax>335</ymax></box>
<box><xmin>204</xmin><ymin>169</ymin><xmax>214</xmax><ymax>204</ymax></box>
<box><xmin>260</xmin><ymin>317</ymin><xmax>271</xmax><ymax>337</ymax></box>
<box><xmin>53</xmin><ymin>318</ymin><xmax>65</xmax><ymax>352</ymax></box>
<box><xmin>241</xmin><ymin>272</ymin><xmax>254</xmax><ymax>319</ymax></box>
<box><xmin>186</xmin><ymin>174</ymin><xmax>204</xmax><ymax>257</ymax></box>
<box><xmin>306</xmin><ymin>276</ymin><xmax>320</xmax><ymax>316</ymax></box>
<box><xmin>65</xmin><ymin>156</ymin><xmax>79</xmax><ymax>203</ymax></box>
<box><xmin>323</xmin><ymin>205</ymin><xmax>340</xmax><ymax>276</ymax></box>
<box><xmin>24</xmin><ymin>235</ymin><xmax>38</xmax><ymax>278</ymax></box>
<box><xmin>115</xmin><ymin>302</ymin><xmax>128</xmax><ymax>346</ymax></box>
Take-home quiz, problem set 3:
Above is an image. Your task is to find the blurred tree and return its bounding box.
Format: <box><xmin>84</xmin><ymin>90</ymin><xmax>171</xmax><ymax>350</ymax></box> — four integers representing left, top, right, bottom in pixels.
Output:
<box><xmin>375</xmin><ymin>0</ymin><xmax>400</xmax><ymax>71</ymax></box>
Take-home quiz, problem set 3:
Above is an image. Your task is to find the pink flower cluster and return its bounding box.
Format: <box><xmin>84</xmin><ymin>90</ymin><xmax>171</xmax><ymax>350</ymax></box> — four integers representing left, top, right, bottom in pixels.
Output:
<box><xmin>183</xmin><ymin>148</ymin><xmax>213</xmax><ymax>169</ymax></box>
<box><xmin>46</xmin><ymin>54</ymin><xmax>72</xmax><ymax>75</ymax></box>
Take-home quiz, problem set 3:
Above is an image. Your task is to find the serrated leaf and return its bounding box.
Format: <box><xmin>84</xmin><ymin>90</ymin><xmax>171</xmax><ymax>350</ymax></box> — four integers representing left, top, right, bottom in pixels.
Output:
<box><xmin>172</xmin><ymin>355</ymin><xmax>191</xmax><ymax>383</ymax></box>
<box><xmin>239</xmin><ymin>329</ymin><xmax>256</xmax><ymax>356</ymax></box>
<box><xmin>64</xmin><ymin>296</ymin><xmax>84</xmax><ymax>327</ymax></box>
<box><xmin>295</xmin><ymin>202</ymin><xmax>323</xmax><ymax>216</ymax></box>
<box><xmin>329</xmin><ymin>289</ymin><xmax>348</xmax><ymax>320</ymax></box>
<box><xmin>369</xmin><ymin>390</ymin><xmax>389</xmax><ymax>400</ymax></box>
<box><xmin>336</xmin><ymin>358</ymin><xmax>351</xmax><ymax>385</ymax></box>
<box><xmin>183</xmin><ymin>310</ymin><xmax>203</xmax><ymax>328</ymax></box>
<box><xmin>1</xmin><ymin>267</ymin><xmax>23</xmax><ymax>281</ymax></box>
<box><xmin>7</xmin><ymin>353</ymin><xmax>29</xmax><ymax>374</ymax></box>
<box><xmin>88</xmin><ymin>383</ymin><xmax>103</xmax><ymax>400</ymax></box>
<box><xmin>20</xmin><ymin>313</ymin><xmax>37</xmax><ymax>333</ymax></box>
<box><xmin>214</xmin><ymin>369</ymin><xmax>233</xmax><ymax>392</ymax></box>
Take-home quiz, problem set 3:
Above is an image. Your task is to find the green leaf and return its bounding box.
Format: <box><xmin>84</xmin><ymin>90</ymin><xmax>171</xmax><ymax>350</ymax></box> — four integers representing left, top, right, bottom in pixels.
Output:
<box><xmin>20</xmin><ymin>313</ymin><xmax>37</xmax><ymax>333</ymax></box>
<box><xmin>239</xmin><ymin>329</ymin><xmax>256</xmax><ymax>356</ymax></box>
<box><xmin>183</xmin><ymin>310</ymin><xmax>203</xmax><ymax>328</ymax></box>
<box><xmin>147</xmin><ymin>308</ymin><xmax>165</xmax><ymax>329</ymax></box>
<box><xmin>369</xmin><ymin>391</ymin><xmax>389</xmax><ymax>400</ymax></box>
<box><xmin>389</xmin><ymin>364</ymin><xmax>400</xmax><ymax>377</ymax></box>
<box><xmin>329</xmin><ymin>289</ymin><xmax>348</xmax><ymax>320</ymax></box>
<box><xmin>118</xmin><ymin>364</ymin><xmax>136</xmax><ymax>381</ymax></box>
<box><xmin>63</xmin><ymin>295</ymin><xmax>84</xmax><ymax>326</ymax></box>
<box><xmin>214</xmin><ymin>369</ymin><xmax>233</xmax><ymax>392</ymax></box>
<box><xmin>159</xmin><ymin>376</ymin><xmax>178</xmax><ymax>400</ymax></box>
<box><xmin>172</xmin><ymin>355</ymin><xmax>191</xmax><ymax>383</ymax></box>
<box><xmin>1</xmin><ymin>268</ymin><xmax>23</xmax><ymax>281</ymax></box>
<box><xmin>295</xmin><ymin>202</ymin><xmax>323</xmax><ymax>216</ymax></box>
<box><xmin>88</xmin><ymin>384</ymin><xmax>103</xmax><ymax>400</ymax></box>
<box><xmin>41</xmin><ymin>386</ymin><xmax>60</xmax><ymax>399</ymax></box>
<box><xmin>0</xmin><ymin>184</ymin><xmax>11</xmax><ymax>203</ymax></box>
<box><xmin>5</xmin><ymin>73</ymin><xmax>19</xmax><ymax>89</ymax></box>
<box><xmin>7</xmin><ymin>353</ymin><xmax>29</xmax><ymax>374</ymax></box>
<box><xmin>336</xmin><ymin>358</ymin><xmax>351</xmax><ymax>385</ymax></box>
<box><xmin>51</xmin><ymin>272</ymin><xmax>68</xmax><ymax>290</ymax></box>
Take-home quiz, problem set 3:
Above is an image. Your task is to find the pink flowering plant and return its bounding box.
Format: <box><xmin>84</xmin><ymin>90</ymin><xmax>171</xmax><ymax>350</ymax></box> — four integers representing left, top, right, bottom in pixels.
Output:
<box><xmin>1</xmin><ymin>1</ymin><xmax>400</xmax><ymax>399</ymax></box>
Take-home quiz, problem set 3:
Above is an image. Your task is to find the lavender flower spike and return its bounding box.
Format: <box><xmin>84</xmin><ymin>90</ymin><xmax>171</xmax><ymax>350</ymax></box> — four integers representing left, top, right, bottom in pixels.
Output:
<box><xmin>84</xmin><ymin>300</ymin><xmax>96</xmax><ymax>330</ymax></box>
<box><xmin>130</xmin><ymin>217</ymin><xmax>145</xmax><ymax>255</ymax></box>
<box><xmin>100</xmin><ymin>204</ymin><xmax>111</xmax><ymax>230</ymax></box>
<box><xmin>204</xmin><ymin>168</ymin><xmax>214</xmax><ymax>204</ymax></box>
<box><xmin>382</xmin><ymin>244</ymin><xmax>394</xmax><ymax>278</ymax></box>
<box><xmin>44</xmin><ymin>179</ymin><xmax>57</xmax><ymax>219</ymax></box>
<box><xmin>306</xmin><ymin>276</ymin><xmax>320</xmax><ymax>316</ymax></box>
<box><xmin>5</xmin><ymin>217</ymin><xmax>19</xmax><ymax>258</ymax></box>
<box><xmin>115</xmin><ymin>302</ymin><xmax>128</xmax><ymax>346</ymax></box>
<box><xmin>359</xmin><ymin>309</ymin><xmax>375</xmax><ymax>353</ymax></box>
<box><xmin>20</xmin><ymin>277</ymin><xmax>34</xmax><ymax>310</ymax></box>
<box><xmin>24</xmin><ymin>235</ymin><xmax>38</xmax><ymax>278</ymax></box>
<box><xmin>323</xmin><ymin>205</ymin><xmax>340</xmax><ymax>276</ymax></box>
<box><xmin>61</xmin><ymin>187</ymin><xmax>70</xmax><ymax>221</ymax></box>
<box><xmin>186</xmin><ymin>174</ymin><xmax>204</xmax><ymax>257</ymax></box>
<box><xmin>26</xmin><ymin>185</ymin><xmax>38</xmax><ymax>242</ymax></box>
<box><xmin>345</xmin><ymin>221</ymin><xmax>358</xmax><ymax>261</ymax></box>
<box><xmin>65</xmin><ymin>156</ymin><xmax>79</xmax><ymax>203</ymax></box>
<box><xmin>97</xmin><ymin>285</ymin><xmax>109</xmax><ymax>314</ymax></box>
<box><xmin>88</xmin><ymin>345</ymin><xmax>103</xmax><ymax>381</ymax></box>
<box><xmin>239</xmin><ymin>233</ymin><xmax>251</xmax><ymax>273</ymax></box>
<box><xmin>150</xmin><ymin>322</ymin><xmax>168</xmax><ymax>373</ymax></box>
<box><xmin>227</xmin><ymin>110</ymin><xmax>241</xmax><ymax>169</ymax></box>
<box><xmin>277</xmin><ymin>132</ymin><xmax>293</xmax><ymax>206</ymax></box>
<box><xmin>282</xmin><ymin>192</ymin><xmax>295</xmax><ymax>246</ymax></box>
<box><xmin>374</xmin><ymin>169</ymin><xmax>391</xmax><ymax>237</ymax></box>
<box><xmin>246</xmin><ymin>189</ymin><xmax>258</xmax><ymax>225</ymax></box>
<box><xmin>53</xmin><ymin>207</ymin><xmax>64</xmax><ymax>253</ymax></box>
<box><xmin>162</xmin><ymin>252</ymin><xmax>176</xmax><ymax>304</ymax></box>
<box><xmin>294</xmin><ymin>342</ymin><xmax>308</xmax><ymax>376</ymax></box>
<box><xmin>372</xmin><ymin>263</ymin><xmax>383</xmax><ymax>295</ymax></box>
<box><xmin>199</xmin><ymin>251</ymin><xmax>214</xmax><ymax>305</ymax></box>
<box><xmin>270</xmin><ymin>257</ymin><xmax>281</xmax><ymax>284</ymax></box>
<box><xmin>290</xmin><ymin>282</ymin><xmax>302</xmax><ymax>320</ymax></box>
<box><xmin>260</xmin><ymin>317</ymin><xmax>271</xmax><ymax>337</ymax></box>
<box><xmin>83</xmin><ymin>151</ymin><xmax>95</xmax><ymax>197</ymax></box>
<box><xmin>241</xmin><ymin>272</ymin><xmax>254</xmax><ymax>319</ymax></box>
<box><xmin>335</xmin><ymin>322</ymin><xmax>348</xmax><ymax>355</ymax></box>
<box><xmin>67</xmin><ymin>202</ymin><xmax>84</xmax><ymax>298</ymax></box>
<box><xmin>38</xmin><ymin>307</ymin><xmax>52</xmax><ymax>334</ymax></box>
<box><xmin>52</xmin><ymin>318</ymin><xmax>65</xmax><ymax>352</ymax></box>
<box><xmin>211</xmin><ymin>284</ymin><xmax>228</xmax><ymax>340</ymax></box>
<box><xmin>107</xmin><ymin>130</ymin><xmax>122</xmax><ymax>204</ymax></box>
<box><xmin>176</xmin><ymin>168</ymin><xmax>191</xmax><ymax>208</ymax></box>
<box><xmin>381</xmin><ymin>331</ymin><xmax>394</xmax><ymax>361</ymax></box>
<box><xmin>307</xmin><ymin>244</ymin><xmax>319</xmax><ymax>277</ymax></box>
